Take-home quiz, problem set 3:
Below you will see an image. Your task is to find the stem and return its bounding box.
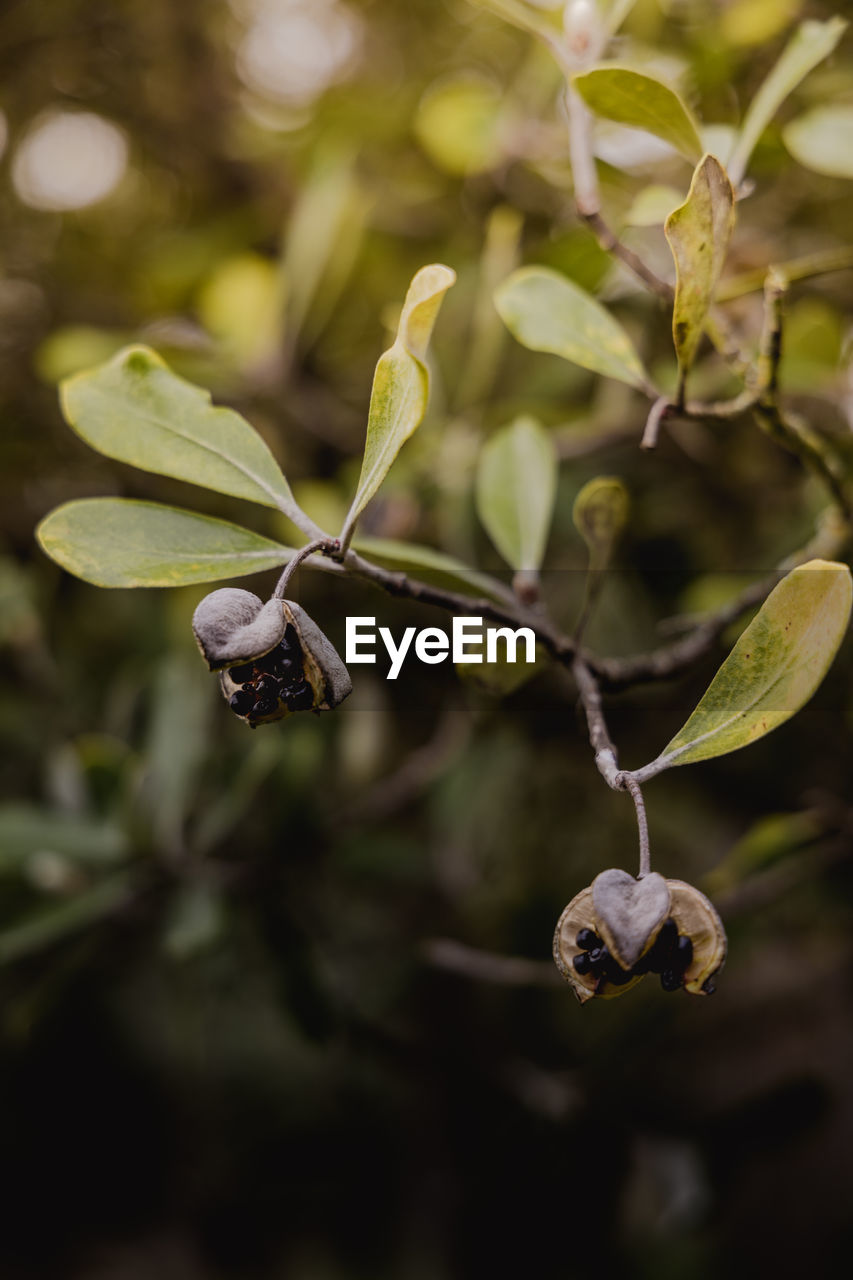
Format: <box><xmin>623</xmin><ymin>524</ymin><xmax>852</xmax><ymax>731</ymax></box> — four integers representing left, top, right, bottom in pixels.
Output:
<box><xmin>618</xmin><ymin>773</ymin><xmax>650</xmax><ymax>878</ymax></box>
<box><xmin>571</xmin><ymin>655</ymin><xmax>621</xmax><ymax>788</ymax></box>
<box><xmin>274</xmin><ymin>538</ymin><xmax>339</xmax><ymax>599</ymax></box>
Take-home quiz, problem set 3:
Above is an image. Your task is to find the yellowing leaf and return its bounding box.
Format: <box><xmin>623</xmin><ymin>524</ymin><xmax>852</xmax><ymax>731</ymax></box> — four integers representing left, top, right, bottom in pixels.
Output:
<box><xmin>341</xmin><ymin>264</ymin><xmax>456</xmax><ymax>545</ymax></box>
<box><xmin>475</xmin><ymin>417</ymin><xmax>558</xmax><ymax>571</ymax></box>
<box><xmin>572</xmin><ymin>66</ymin><xmax>704</xmax><ymax>162</ymax></box>
<box><xmin>573</xmin><ymin>476</ymin><xmax>629</xmax><ymax>572</ymax></box>
<box><xmin>636</xmin><ymin>560</ymin><xmax>852</xmax><ymax>777</ymax></box>
<box><xmin>37</xmin><ymin>499</ymin><xmax>296</xmax><ymax>588</ymax></box>
<box><xmin>494</xmin><ymin>266</ymin><xmax>649</xmax><ymax>390</ymax></box>
<box><xmin>665</xmin><ymin>154</ymin><xmax>735</xmax><ymax>382</ymax></box>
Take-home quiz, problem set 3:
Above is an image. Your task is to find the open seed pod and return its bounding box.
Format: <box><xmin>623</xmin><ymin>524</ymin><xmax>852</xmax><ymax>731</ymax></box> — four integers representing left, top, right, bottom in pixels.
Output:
<box><xmin>192</xmin><ymin>588</ymin><xmax>352</xmax><ymax>727</ymax></box>
<box><xmin>553</xmin><ymin>883</ymin><xmax>646</xmax><ymax>1003</ymax></box>
<box><xmin>664</xmin><ymin>879</ymin><xmax>727</xmax><ymax>995</ymax></box>
<box><xmin>553</xmin><ymin>871</ymin><xmax>726</xmax><ymax>1002</ymax></box>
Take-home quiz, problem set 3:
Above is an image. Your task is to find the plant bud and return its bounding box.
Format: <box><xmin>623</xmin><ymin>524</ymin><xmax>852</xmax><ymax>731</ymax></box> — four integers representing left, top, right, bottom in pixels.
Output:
<box><xmin>192</xmin><ymin>588</ymin><xmax>352</xmax><ymax>727</ymax></box>
<box><xmin>553</xmin><ymin>870</ymin><xmax>726</xmax><ymax>1002</ymax></box>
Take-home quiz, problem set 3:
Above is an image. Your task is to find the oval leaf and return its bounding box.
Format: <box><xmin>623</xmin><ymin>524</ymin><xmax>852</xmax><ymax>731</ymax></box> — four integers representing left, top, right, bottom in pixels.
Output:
<box><xmin>37</xmin><ymin>499</ymin><xmax>296</xmax><ymax>588</ymax></box>
<box><xmin>352</xmin><ymin>536</ymin><xmax>515</xmax><ymax>604</ymax></box>
<box><xmin>341</xmin><ymin>264</ymin><xmax>456</xmax><ymax>544</ymax></box>
<box><xmin>60</xmin><ymin>346</ymin><xmax>319</xmax><ymax>533</ymax></box>
<box><xmin>573</xmin><ymin>475</ymin><xmax>629</xmax><ymax>572</ymax></box>
<box><xmin>727</xmin><ymin>17</ymin><xmax>847</xmax><ymax>186</ymax></box>
<box><xmin>475</xmin><ymin>416</ymin><xmax>557</xmax><ymax>571</ymax></box>
<box><xmin>495</xmin><ymin>266</ymin><xmax>649</xmax><ymax>390</ymax></box>
<box><xmin>639</xmin><ymin>560</ymin><xmax>853</xmax><ymax>775</ymax></box>
<box><xmin>665</xmin><ymin>154</ymin><xmax>735</xmax><ymax>381</ymax></box>
<box><xmin>572</xmin><ymin>66</ymin><xmax>704</xmax><ymax>162</ymax></box>
<box><xmin>782</xmin><ymin>104</ymin><xmax>853</xmax><ymax>179</ymax></box>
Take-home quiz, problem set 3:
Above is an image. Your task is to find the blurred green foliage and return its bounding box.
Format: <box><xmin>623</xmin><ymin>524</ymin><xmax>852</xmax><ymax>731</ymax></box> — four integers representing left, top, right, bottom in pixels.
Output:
<box><xmin>3</xmin><ymin>1</ymin><xmax>853</xmax><ymax>1277</ymax></box>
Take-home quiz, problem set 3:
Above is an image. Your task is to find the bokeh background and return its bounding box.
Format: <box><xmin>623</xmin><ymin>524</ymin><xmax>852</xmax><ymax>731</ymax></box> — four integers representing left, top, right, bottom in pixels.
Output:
<box><xmin>2</xmin><ymin>1</ymin><xmax>853</xmax><ymax>1276</ymax></box>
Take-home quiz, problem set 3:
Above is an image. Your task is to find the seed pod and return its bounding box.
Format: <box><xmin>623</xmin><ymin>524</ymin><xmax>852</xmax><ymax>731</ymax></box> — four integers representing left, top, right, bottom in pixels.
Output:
<box><xmin>192</xmin><ymin>588</ymin><xmax>352</xmax><ymax>727</ymax></box>
<box><xmin>553</xmin><ymin>871</ymin><xmax>727</xmax><ymax>1002</ymax></box>
<box><xmin>665</xmin><ymin>879</ymin><xmax>727</xmax><ymax>995</ymax></box>
<box><xmin>553</xmin><ymin>885</ymin><xmax>644</xmax><ymax>1003</ymax></box>
<box><xmin>591</xmin><ymin>868</ymin><xmax>670</xmax><ymax>970</ymax></box>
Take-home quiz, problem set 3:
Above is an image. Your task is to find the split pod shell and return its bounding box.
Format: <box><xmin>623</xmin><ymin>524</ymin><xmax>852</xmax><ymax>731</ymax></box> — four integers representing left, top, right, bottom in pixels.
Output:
<box><xmin>192</xmin><ymin>587</ymin><xmax>352</xmax><ymax>727</ymax></box>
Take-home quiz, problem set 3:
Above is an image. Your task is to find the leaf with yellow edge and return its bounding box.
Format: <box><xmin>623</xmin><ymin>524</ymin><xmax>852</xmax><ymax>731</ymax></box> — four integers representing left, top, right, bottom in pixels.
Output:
<box><xmin>665</xmin><ymin>154</ymin><xmax>735</xmax><ymax>386</ymax></box>
<box><xmin>341</xmin><ymin>264</ymin><xmax>456</xmax><ymax>545</ymax></box>
<box><xmin>495</xmin><ymin>266</ymin><xmax>649</xmax><ymax>390</ymax></box>
<box><xmin>634</xmin><ymin>560</ymin><xmax>853</xmax><ymax>778</ymax></box>
<box><xmin>37</xmin><ymin>499</ymin><xmax>296</xmax><ymax>588</ymax></box>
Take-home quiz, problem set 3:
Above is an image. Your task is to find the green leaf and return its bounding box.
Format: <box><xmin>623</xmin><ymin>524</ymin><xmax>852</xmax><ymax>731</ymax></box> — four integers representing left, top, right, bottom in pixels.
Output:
<box><xmin>782</xmin><ymin>104</ymin><xmax>853</xmax><ymax>179</ymax></box>
<box><xmin>727</xmin><ymin>17</ymin><xmax>847</xmax><ymax>186</ymax></box>
<box><xmin>0</xmin><ymin>804</ymin><xmax>129</xmax><ymax>874</ymax></box>
<box><xmin>0</xmin><ymin>873</ymin><xmax>136</xmax><ymax>966</ymax></box>
<box><xmin>494</xmin><ymin>266</ymin><xmax>649</xmax><ymax>390</ymax></box>
<box><xmin>638</xmin><ymin>560</ymin><xmax>852</xmax><ymax>777</ymax></box>
<box><xmin>283</xmin><ymin>144</ymin><xmax>369</xmax><ymax>347</ymax></box>
<box><xmin>352</xmin><ymin>536</ymin><xmax>513</xmax><ymax>603</ymax></box>
<box><xmin>37</xmin><ymin>499</ymin><xmax>296</xmax><ymax>588</ymax></box>
<box><xmin>60</xmin><ymin>345</ymin><xmax>319</xmax><ymax>533</ymax></box>
<box><xmin>572</xmin><ymin>66</ymin><xmax>704</xmax><ymax>162</ymax></box>
<box><xmin>573</xmin><ymin>475</ymin><xmax>629</xmax><ymax>572</ymax></box>
<box><xmin>341</xmin><ymin>264</ymin><xmax>456</xmax><ymax>545</ymax></box>
<box><xmin>665</xmin><ymin>154</ymin><xmax>735</xmax><ymax>382</ymax></box>
<box><xmin>475</xmin><ymin>417</ymin><xmax>557</xmax><ymax>571</ymax></box>
<box><xmin>143</xmin><ymin>653</ymin><xmax>213</xmax><ymax>856</ymax></box>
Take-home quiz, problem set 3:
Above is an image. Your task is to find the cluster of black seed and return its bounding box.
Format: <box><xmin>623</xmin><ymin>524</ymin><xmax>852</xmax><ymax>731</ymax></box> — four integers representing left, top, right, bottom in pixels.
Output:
<box><xmin>572</xmin><ymin>926</ymin><xmax>635</xmax><ymax>995</ymax></box>
<box><xmin>573</xmin><ymin>917</ymin><xmax>696</xmax><ymax>994</ymax></box>
<box><xmin>226</xmin><ymin>625</ymin><xmax>314</xmax><ymax>725</ymax></box>
<box><xmin>632</xmin><ymin>918</ymin><xmax>693</xmax><ymax>991</ymax></box>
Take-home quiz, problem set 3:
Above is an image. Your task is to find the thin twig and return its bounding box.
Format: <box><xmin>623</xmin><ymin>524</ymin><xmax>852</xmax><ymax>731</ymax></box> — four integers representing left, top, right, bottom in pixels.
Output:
<box><xmin>619</xmin><ymin>773</ymin><xmax>650</xmax><ymax>877</ymax></box>
<box><xmin>581</xmin><ymin>209</ymin><xmax>674</xmax><ymax>302</ymax></box>
<box><xmin>274</xmin><ymin>538</ymin><xmax>339</xmax><ymax>598</ymax></box>
<box><xmin>422</xmin><ymin>937</ymin><xmax>560</xmax><ymax>987</ymax></box>
<box><xmin>571</xmin><ymin>655</ymin><xmax>621</xmax><ymax>787</ymax></box>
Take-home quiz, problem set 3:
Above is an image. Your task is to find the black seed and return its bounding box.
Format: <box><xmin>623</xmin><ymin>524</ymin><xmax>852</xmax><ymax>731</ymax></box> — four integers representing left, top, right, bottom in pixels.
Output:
<box><xmin>255</xmin><ymin>649</ymin><xmax>282</xmax><ymax>674</ymax></box>
<box><xmin>587</xmin><ymin>946</ymin><xmax>606</xmax><ymax>966</ymax></box>
<box><xmin>675</xmin><ymin>935</ymin><xmax>693</xmax><ymax>970</ymax></box>
<box><xmin>252</xmin><ymin>696</ymin><xmax>279</xmax><ymax>718</ymax></box>
<box><xmin>594</xmin><ymin>974</ymin><xmax>609</xmax><ymax>996</ymax></box>
<box><xmin>573</xmin><ymin>952</ymin><xmax>592</xmax><ymax>975</ymax></box>
<box><xmin>286</xmin><ymin>682</ymin><xmax>315</xmax><ymax>711</ymax></box>
<box><xmin>702</xmin><ymin>978</ymin><xmax>716</xmax><ymax>995</ymax></box>
<box><xmin>643</xmin><ymin>918</ymin><xmax>678</xmax><ymax>973</ymax></box>
<box><xmin>660</xmin><ymin>969</ymin><xmax>682</xmax><ymax>992</ymax></box>
<box><xmin>255</xmin><ymin>675</ymin><xmax>282</xmax><ymax>697</ymax></box>
<box><xmin>576</xmin><ymin>928</ymin><xmax>600</xmax><ymax>951</ymax></box>
<box><xmin>604</xmin><ymin>956</ymin><xmax>633</xmax><ymax>985</ymax></box>
<box><xmin>228</xmin><ymin>662</ymin><xmax>255</xmax><ymax>683</ymax></box>
<box><xmin>229</xmin><ymin>689</ymin><xmax>255</xmax><ymax>715</ymax></box>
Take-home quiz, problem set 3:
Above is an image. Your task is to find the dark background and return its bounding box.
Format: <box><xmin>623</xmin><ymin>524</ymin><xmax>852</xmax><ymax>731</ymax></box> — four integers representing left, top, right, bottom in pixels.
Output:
<box><xmin>2</xmin><ymin>1</ymin><xmax>853</xmax><ymax>1276</ymax></box>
